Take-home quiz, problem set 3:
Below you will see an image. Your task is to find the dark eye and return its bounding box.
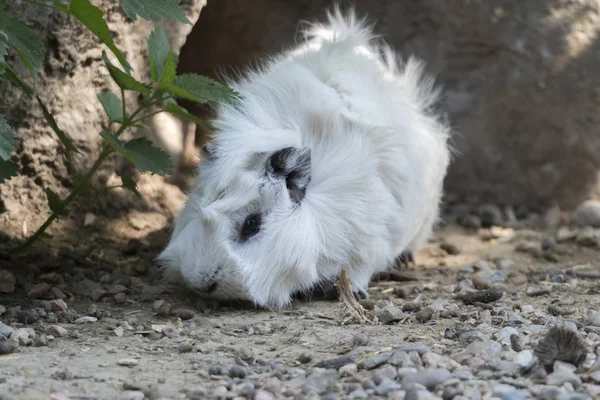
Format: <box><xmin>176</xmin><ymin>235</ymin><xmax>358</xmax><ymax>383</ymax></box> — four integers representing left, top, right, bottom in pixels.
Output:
<box><xmin>240</xmin><ymin>213</ymin><xmax>262</xmax><ymax>241</ymax></box>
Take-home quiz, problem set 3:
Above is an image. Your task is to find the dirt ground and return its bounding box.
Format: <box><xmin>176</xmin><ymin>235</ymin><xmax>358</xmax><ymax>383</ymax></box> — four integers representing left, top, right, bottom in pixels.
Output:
<box><xmin>0</xmin><ymin>178</ymin><xmax>599</xmax><ymax>399</ymax></box>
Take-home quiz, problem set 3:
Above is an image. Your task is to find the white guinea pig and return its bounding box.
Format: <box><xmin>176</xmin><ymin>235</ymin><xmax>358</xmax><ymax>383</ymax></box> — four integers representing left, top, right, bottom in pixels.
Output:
<box><xmin>157</xmin><ymin>7</ymin><xmax>453</xmax><ymax>309</ymax></box>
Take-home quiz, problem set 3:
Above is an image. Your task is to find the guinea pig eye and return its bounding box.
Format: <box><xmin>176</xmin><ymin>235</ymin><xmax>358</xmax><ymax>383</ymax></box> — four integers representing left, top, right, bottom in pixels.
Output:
<box><xmin>240</xmin><ymin>213</ymin><xmax>262</xmax><ymax>241</ymax></box>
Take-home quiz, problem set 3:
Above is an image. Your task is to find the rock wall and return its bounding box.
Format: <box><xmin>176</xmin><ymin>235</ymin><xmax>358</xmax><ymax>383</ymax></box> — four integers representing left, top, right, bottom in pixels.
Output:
<box><xmin>174</xmin><ymin>0</ymin><xmax>600</xmax><ymax>211</ymax></box>
<box><xmin>0</xmin><ymin>1</ymin><xmax>204</xmax><ymax>237</ymax></box>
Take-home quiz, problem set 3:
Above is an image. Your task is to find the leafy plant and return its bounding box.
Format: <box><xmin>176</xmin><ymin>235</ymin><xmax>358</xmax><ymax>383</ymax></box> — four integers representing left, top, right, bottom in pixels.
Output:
<box><xmin>0</xmin><ymin>0</ymin><xmax>238</xmax><ymax>251</ymax></box>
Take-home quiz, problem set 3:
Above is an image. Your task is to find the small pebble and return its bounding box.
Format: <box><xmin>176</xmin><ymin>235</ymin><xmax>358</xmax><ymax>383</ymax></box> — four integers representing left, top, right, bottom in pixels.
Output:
<box><xmin>510</xmin><ymin>334</ymin><xmax>524</xmax><ymax>352</ymax></box>
<box><xmin>208</xmin><ymin>365</ymin><xmax>228</xmax><ymax>375</ymax></box>
<box><xmin>114</xmin><ymin>326</ymin><xmax>124</xmax><ymax>337</ymax></box>
<box><xmin>235</xmin><ymin>347</ymin><xmax>256</xmax><ymax>366</ymax></box>
<box><xmin>173</xmin><ymin>308</ymin><xmax>195</xmax><ymax>320</ymax></box>
<box><xmin>297</xmin><ymin>353</ymin><xmax>312</xmax><ymax>364</ymax></box>
<box><xmin>119</xmin><ymin>391</ymin><xmax>145</xmax><ymax>400</ymax></box>
<box><xmin>45</xmin><ymin>325</ymin><xmax>68</xmax><ymax>337</ymax></box>
<box><xmin>49</xmin><ymin>299</ymin><xmax>68</xmax><ymax>312</ymax></box>
<box><xmin>10</xmin><ymin>328</ymin><xmax>34</xmax><ymax>346</ymax></box>
<box><xmin>113</xmin><ymin>293</ymin><xmax>126</xmax><ymax>304</ymax></box>
<box><xmin>152</xmin><ymin>299</ymin><xmax>171</xmax><ymax>315</ymax></box>
<box><xmin>302</xmin><ymin>369</ymin><xmax>338</xmax><ymax>395</ymax></box>
<box><xmin>352</xmin><ymin>333</ymin><xmax>369</xmax><ymax>346</ymax></box>
<box><xmin>540</xmin><ymin>237</ymin><xmax>556</xmax><ymax>250</ymax></box>
<box><xmin>372</xmin><ymin>365</ymin><xmax>397</xmax><ymax>384</ymax></box>
<box><xmin>339</xmin><ymin>363</ymin><xmax>358</xmax><ymax>377</ymax></box>
<box><xmin>440</xmin><ymin>243</ymin><xmax>461</xmax><ymax>255</ymax></box>
<box><xmin>459</xmin><ymin>289</ymin><xmax>503</xmax><ymax>305</ymax></box>
<box><xmin>374</xmin><ymin>377</ymin><xmax>397</xmax><ymax>395</ymax></box>
<box><xmin>389</xmin><ymin>351</ymin><xmax>413</xmax><ymax>367</ymax></box>
<box><xmin>34</xmin><ymin>335</ymin><xmax>48</xmax><ymax>347</ymax></box>
<box><xmin>415</xmin><ymin>307</ymin><xmax>434</xmax><ymax>323</ymax></box>
<box><xmin>375</xmin><ymin>304</ymin><xmax>405</xmax><ymax>324</ymax></box>
<box><xmin>358</xmin><ymin>351</ymin><xmax>392</xmax><ymax>370</ymax></box>
<box><xmin>0</xmin><ymin>340</ymin><xmax>17</xmax><ymax>355</ymax></box>
<box><xmin>402</xmin><ymin>368</ymin><xmax>452</xmax><ymax>390</ymax></box>
<box><xmin>118</xmin><ymin>358</ymin><xmax>139</xmax><ymax>367</ymax></box>
<box><xmin>466</xmin><ymin>340</ymin><xmax>502</xmax><ymax>358</ymax></box>
<box><xmin>229</xmin><ymin>365</ymin><xmax>247</xmax><ymax>379</ymax></box>
<box><xmin>495</xmin><ymin>327</ymin><xmax>519</xmax><ymax>345</ymax></box>
<box><xmin>572</xmin><ymin>199</ymin><xmax>600</xmax><ymax>227</ymax></box>
<box><xmin>472</xmin><ymin>276</ymin><xmax>493</xmax><ymax>290</ymax></box>
<box><xmin>178</xmin><ymin>342</ymin><xmax>193</xmax><ymax>353</ymax></box>
<box><xmin>74</xmin><ymin>316</ymin><xmax>97</xmax><ymax>324</ymax></box>
<box><xmin>254</xmin><ymin>390</ymin><xmax>275</xmax><ymax>400</ymax></box>
<box><xmin>27</xmin><ymin>283</ymin><xmax>51</xmax><ymax>298</ymax></box>
<box><xmin>262</xmin><ymin>377</ymin><xmax>282</xmax><ymax>394</ymax></box>
<box><xmin>0</xmin><ymin>322</ymin><xmax>14</xmax><ymax>339</ymax></box>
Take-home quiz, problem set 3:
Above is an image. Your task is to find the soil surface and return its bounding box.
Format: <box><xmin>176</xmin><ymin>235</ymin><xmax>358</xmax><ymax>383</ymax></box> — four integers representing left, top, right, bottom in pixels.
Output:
<box><xmin>0</xmin><ymin>182</ymin><xmax>599</xmax><ymax>400</ymax></box>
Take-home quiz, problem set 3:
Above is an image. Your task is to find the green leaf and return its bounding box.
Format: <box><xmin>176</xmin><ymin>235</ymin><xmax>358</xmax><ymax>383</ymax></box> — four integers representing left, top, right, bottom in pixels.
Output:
<box><xmin>101</xmin><ymin>131</ymin><xmax>172</xmax><ymax>175</ymax></box>
<box><xmin>0</xmin><ymin>11</ymin><xmax>45</xmax><ymax>76</ymax></box>
<box><xmin>45</xmin><ymin>188</ymin><xmax>68</xmax><ymax>217</ymax></box>
<box><xmin>100</xmin><ymin>130</ymin><xmax>125</xmax><ymax>152</ymax></box>
<box><xmin>121</xmin><ymin>175</ymin><xmax>141</xmax><ymax>198</ymax></box>
<box><xmin>36</xmin><ymin>96</ymin><xmax>80</xmax><ymax>154</ymax></box>
<box><xmin>0</xmin><ymin>113</ymin><xmax>16</xmax><ymax>161</ymax></box>
<box><xmin>165</xmin><ymin>73</ymin><xmax>238</xmax><ymax>105</ymax></box>
<box><xmin>158</xmin><ymin>51</ymin><xmax>177</xmax><ymax>87</ymax></box>
<box><xmin>123</xmin><ymin>138</ymin><xmax>172</xmax><ymax>175</ymax></box>
<box><xmin>102</xmin><ymin>51</ymin><xmax>151</xmax><ymax>93</ymax></box>
<box><xmin>120</xmin><ymin>0</ymin><xmax>192</xmax><ymax>24</ymax></box>
<box><xmin>68</xmin><ymin>0</ymin><xmax>131</xmax><ymax>73</ymax></box>
<box><xmin>147</xmin><ymin>26</ymin><xmax>177</xmax><ymax>88</ymax></box>
<box><xmin>148</xmin><ymin>25</ymin><xmax>169</xmax><ymax>82</ymax></box>
<box><xmin>164</xmin><ymin>102</ymin><xmax>214</xmax><ymax>131</ymax></box>
<box><xmin>0</xmin><ymin>63</ymin><xmax>34</xmax><ymax>96</ymax></box>
<box><xmin>97</xmin><ymin>90</ymin><xmax>123</xmax><ymax>122</ymax></box>
<box><xmin>0</xmin><ymin>159</ymin><xmax>18</xmax><ymax>183</ymax></box>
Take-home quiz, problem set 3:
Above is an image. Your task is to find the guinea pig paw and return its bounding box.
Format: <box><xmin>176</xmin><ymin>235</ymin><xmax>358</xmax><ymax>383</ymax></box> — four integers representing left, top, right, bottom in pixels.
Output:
<box><xmin>394</xmin><ymin>251</ymin><xmax>415</xmax><ymax>270</ymax></box>
<box><xmin>352</xmin><ymin>286</ymin><xmax>369</xmax><ymax>301</ymax></box>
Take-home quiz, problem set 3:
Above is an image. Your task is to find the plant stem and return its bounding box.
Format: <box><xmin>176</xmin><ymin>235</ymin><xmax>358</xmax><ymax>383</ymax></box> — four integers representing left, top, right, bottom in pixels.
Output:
<box><xmin>121</xmin><ymin>88</ymin><xmax>126</xmax><ymax>126</ymax></box>
<box><xmin>11</xmin><ymin>98</ymin><xmax>155</xmax><ymax>252</ymax></box>
<box><xmin>131</xmin><ymin>109</ymin><xmax>164</xmax><ymax>125</ymax></box>
<box><xmin>114</xmin><ymin>97</ymin><xmax>159</xmax><ymax>138</ymax></box>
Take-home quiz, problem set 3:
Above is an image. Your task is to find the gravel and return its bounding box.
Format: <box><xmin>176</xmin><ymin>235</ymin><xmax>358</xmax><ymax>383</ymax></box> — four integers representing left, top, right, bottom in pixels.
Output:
<box><xmin>1</xmin><ymin>205</ymin><xmax>600</xmax><ymax>399</ymax></box>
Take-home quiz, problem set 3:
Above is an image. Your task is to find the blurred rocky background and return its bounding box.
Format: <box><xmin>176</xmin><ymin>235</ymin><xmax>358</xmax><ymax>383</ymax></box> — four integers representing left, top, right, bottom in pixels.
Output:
<box><xmin>2</xmin><ymin>0</ymin><xmax>600</xmax><ymax>238</ymax></box>
<box><xmin>173</xmin><ymin>0</ymin><xmax>600</xmax><ymax>215</ymax></box>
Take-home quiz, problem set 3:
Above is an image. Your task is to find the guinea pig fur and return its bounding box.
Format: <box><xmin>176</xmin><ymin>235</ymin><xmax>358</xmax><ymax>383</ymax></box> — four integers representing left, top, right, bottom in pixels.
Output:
<box><xmin>157</xmin><ymin>6</ymin><xmax>453</xmax><ymax>309</ymax></box>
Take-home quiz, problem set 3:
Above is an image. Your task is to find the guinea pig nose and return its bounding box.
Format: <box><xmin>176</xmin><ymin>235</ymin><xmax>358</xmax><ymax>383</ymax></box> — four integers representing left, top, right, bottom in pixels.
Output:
<box><xmin>204</xmin><ymin>281</ymin><xmax>218</xmax><ymax>293</ymax></box>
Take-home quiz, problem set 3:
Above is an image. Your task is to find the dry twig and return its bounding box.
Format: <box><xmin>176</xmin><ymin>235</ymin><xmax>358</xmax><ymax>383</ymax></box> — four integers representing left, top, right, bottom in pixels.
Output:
<box><xmin>335</xmin><ymin>269</ymin><xmax>376</xmax><ymax>325</ymax></box>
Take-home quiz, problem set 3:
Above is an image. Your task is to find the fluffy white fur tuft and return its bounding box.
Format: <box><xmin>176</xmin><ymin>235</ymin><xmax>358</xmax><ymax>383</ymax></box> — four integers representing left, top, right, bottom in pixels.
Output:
<box><xmin>157</xmin><ymin>7</ymin><xmax>453</xmax><ymax>309</ymax></box>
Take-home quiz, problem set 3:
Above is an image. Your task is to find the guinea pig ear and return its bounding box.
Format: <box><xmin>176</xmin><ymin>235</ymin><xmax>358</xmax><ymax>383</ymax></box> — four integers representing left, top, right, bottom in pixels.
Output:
<box><xmin>267</xmin><ymin>146</ymin><xmax>312</xmax><ymax>203</ymax></box>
